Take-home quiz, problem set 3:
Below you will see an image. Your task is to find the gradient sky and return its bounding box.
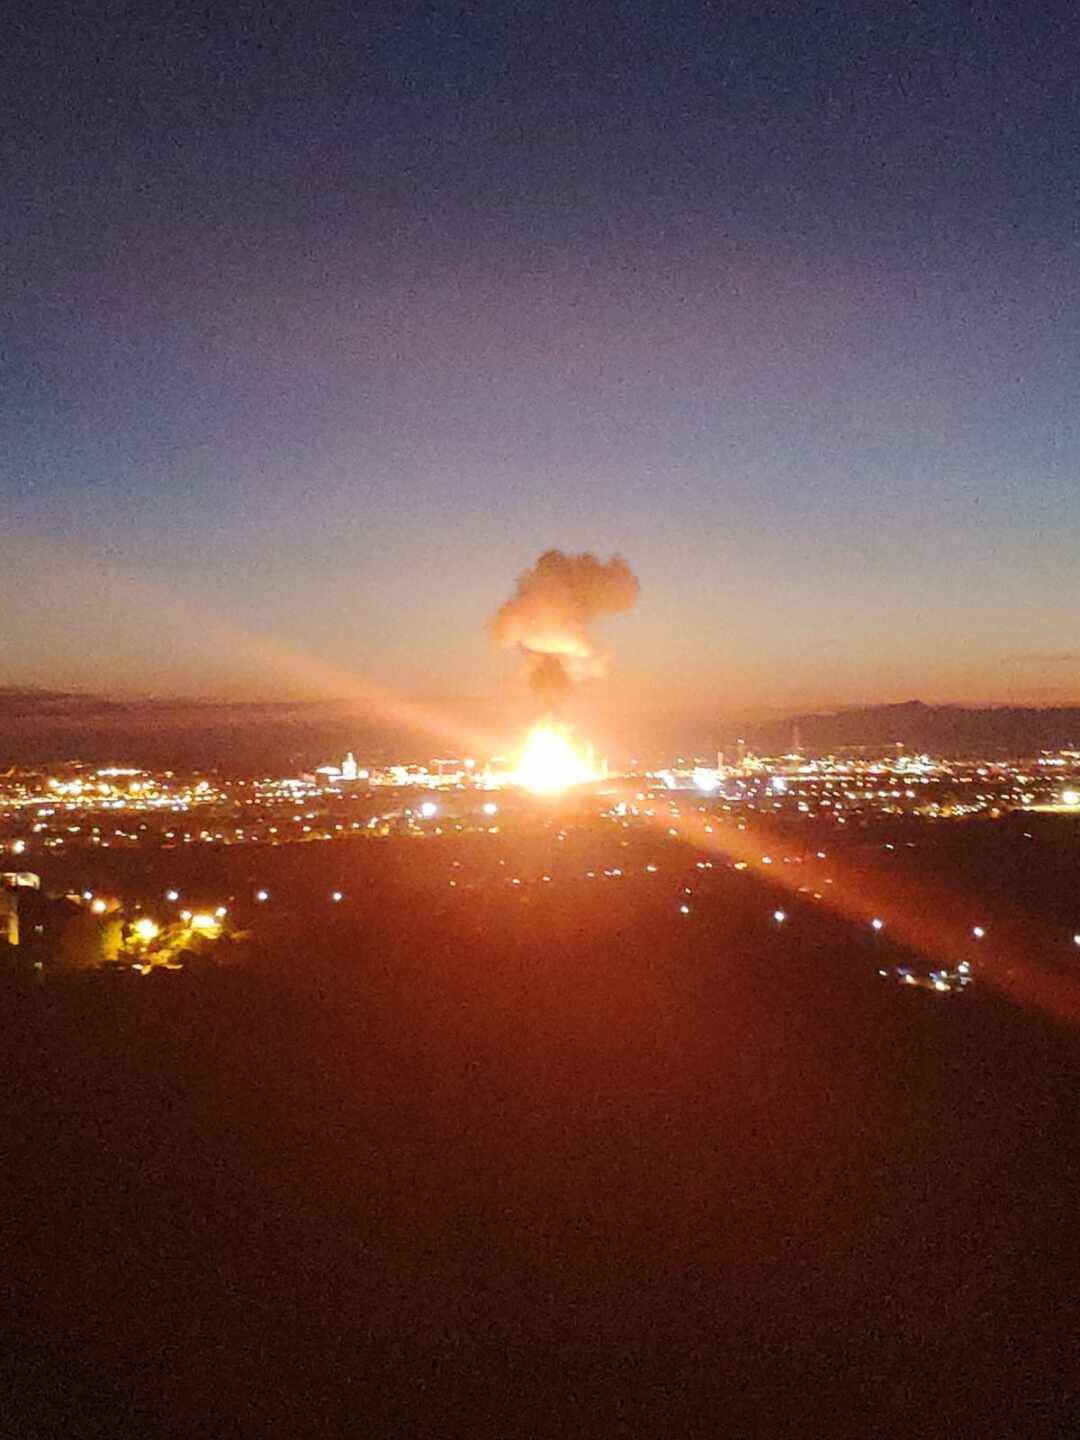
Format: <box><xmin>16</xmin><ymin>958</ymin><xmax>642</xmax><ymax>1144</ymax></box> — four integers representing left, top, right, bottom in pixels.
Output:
<box><xmin>5</xmin><ymin>1</ymin><xmax>1080</xmax><ymax>722</ymax></box>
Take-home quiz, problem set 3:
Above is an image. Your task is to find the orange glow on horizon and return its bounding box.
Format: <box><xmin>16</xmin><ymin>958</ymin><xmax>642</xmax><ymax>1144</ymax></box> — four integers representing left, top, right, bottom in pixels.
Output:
<box><xmin>14</xmin><ymin>534</ymin><xmax>505</xmax><ymax>761</ymax></box>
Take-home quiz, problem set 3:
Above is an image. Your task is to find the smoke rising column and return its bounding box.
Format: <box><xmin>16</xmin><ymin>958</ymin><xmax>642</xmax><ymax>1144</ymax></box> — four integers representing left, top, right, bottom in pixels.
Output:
<box><xmin>490</xmin><ymin>550</ymin><xmax>640</xmax><ymax>707</ymax></box>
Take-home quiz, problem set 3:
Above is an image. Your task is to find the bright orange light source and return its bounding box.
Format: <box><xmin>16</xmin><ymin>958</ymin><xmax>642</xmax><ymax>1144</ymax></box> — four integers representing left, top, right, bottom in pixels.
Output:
<box><xmin>514</xmin><ymin>723</ymin><xmax>594</xmax><ymax>794</ymax></box>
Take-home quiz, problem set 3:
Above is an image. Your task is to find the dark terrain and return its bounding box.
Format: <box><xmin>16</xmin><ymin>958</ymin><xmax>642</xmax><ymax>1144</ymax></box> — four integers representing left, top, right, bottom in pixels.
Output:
<box><xmin>4</xmin><ymin>825</ymin><xmax>1079</xmax><ymax>1435</ymax></box>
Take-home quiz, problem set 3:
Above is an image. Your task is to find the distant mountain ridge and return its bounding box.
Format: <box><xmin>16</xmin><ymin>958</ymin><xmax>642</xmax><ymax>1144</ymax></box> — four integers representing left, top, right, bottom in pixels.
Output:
<box><xmin>3</xmin><ymin>690</ymin><xmax>1080</xmax><ymax>765</ymax></box>
<box><xmin>744</xmin><ymin>700</ymin><xmax>1080</xmax><ymax>757</ymax></box>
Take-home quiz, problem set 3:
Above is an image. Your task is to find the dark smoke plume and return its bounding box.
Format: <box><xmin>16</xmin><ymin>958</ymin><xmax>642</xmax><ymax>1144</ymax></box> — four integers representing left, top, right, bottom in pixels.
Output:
<box><xmin>491</xmin><ymin>549</ymin><xmax>640</xmax><ymax>705</ymax></box>
<box><xmin>528</xmin><ymin>654</ymin><xmax>574</xmax><ymax>704</ymax></box>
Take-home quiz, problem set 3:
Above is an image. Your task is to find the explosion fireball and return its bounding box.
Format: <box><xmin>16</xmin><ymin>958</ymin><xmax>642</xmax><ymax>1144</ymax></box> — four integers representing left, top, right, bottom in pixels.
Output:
<box><xmin>514</xmin><ymin>723</ymin><xmax>595</xmax><ymax>794</ymax></box>
<box><xmin>492</xmin><ymin>549</ymin><xmax>638</xmax><ymax>793</ymax></box>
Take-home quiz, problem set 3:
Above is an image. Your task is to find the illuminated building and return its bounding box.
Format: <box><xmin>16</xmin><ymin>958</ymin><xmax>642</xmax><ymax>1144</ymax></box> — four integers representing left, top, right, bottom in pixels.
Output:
<box><xmin>2</xmin><ymin>871</ymin><xmax>39</xmax><ymax>889</ymax></box>
<box><xmin>0</xmin><ymin>887</ymin><xmax>17</xmax><ymax>945</ymax></box>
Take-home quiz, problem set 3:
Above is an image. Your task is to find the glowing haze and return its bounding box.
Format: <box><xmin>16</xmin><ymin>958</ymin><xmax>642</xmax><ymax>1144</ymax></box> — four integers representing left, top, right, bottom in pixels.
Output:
<box><xmin>491</xmin><ymin>550</ymin><xmax>641</xmax><ymax>707</ymax></box>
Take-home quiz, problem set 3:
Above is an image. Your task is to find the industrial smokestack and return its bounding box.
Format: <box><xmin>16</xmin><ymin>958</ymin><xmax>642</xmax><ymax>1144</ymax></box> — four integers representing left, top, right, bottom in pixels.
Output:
<box><xmin>491</xmin><ymin>549</ymin><xmax>640</xmax><ymax>706</ymax></box>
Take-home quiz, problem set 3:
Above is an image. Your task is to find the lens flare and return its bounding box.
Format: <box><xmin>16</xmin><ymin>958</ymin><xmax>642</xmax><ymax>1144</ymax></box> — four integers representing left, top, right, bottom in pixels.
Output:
<box><xmin>514</xmin><ymin>723</ymin><xmax>595</xmax><ymax>794</ymax></box>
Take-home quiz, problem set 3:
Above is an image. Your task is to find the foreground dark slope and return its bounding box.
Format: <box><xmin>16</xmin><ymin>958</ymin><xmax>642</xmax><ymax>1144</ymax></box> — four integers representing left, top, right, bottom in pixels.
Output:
<box><xmin>3</xmin><ymin>884</ymin><xmax>1078</xmax><ymax>1435</ymax></box>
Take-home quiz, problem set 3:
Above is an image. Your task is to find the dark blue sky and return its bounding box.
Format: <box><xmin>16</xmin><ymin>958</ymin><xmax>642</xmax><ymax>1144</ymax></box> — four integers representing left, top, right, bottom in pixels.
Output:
<box><xmin>5</xmin><ymin>1</ymin><xmax>1080</xmax><ymax>718</ymax></box>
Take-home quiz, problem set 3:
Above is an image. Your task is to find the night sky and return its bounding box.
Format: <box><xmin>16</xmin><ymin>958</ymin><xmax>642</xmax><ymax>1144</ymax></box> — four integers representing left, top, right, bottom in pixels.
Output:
<box><xmin>5</xmin><ymin>1</ymin><xmax>1080</xmax><ymax>720</ymax></box>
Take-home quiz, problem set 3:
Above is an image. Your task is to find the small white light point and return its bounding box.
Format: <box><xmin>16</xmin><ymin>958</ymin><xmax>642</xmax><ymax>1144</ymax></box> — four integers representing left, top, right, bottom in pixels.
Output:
<box><xmin>972</xmin><ymin>926</ymin><xmax>985</xmax><ymax>939</ymax></box>
<box><xmin>773</xmin><ymin>910</ymin><xmax>786</xmax><ymax>924</ymax></box>
<box><xmin>871</xmin><ymin>918</ymin><xmax>885</xmax><ymax>932</ymax></box>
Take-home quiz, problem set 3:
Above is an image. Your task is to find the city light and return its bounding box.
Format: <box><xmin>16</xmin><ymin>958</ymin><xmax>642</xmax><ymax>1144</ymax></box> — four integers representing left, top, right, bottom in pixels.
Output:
<box><xmin>4</xmin><ymin>740</ymin><xmax>1079</xmax><ymax>1012</ymax></box>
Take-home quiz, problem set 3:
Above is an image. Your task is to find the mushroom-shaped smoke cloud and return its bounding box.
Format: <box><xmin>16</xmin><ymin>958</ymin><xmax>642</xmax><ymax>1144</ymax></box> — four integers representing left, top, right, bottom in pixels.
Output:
<box><xmin>491</xmin><ymin>549</ymin><xmax>640</xmax><ymax>706</ymax></box>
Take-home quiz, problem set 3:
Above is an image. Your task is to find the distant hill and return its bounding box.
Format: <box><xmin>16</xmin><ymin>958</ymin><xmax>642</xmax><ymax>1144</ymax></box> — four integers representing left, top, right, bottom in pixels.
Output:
<box><xmin>0</xmin><ymin>691</ymin><xmax>483</xmax><ymax>769</ymax></box>
<box><xmin>0</xmin><ymin>687</ymin><xmax>123</xmax><ymax>718</ymax></box>
<box><xmin>4</xmin><ymin>689</ymin><xmax>1080</xmax><ymax>766</ymax></box>
<box><xmin>742</xmin><ymin>700</ymin><xmax>1080</xmax><ymax>757</ymax></box>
